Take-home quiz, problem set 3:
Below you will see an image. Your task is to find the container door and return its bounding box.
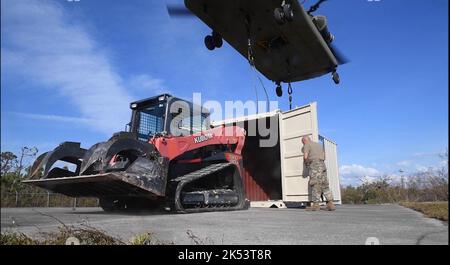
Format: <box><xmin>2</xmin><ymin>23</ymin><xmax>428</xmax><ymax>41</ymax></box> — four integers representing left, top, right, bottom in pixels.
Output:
<box><xmin>279</xmin><ymin>102</ymin><xmax>319</xmax><ymax>202</ymax></box>
<box><xmin>320</xmin><ymin>136</ymin><xmax>342</xmax><ymax>204</ymax></box>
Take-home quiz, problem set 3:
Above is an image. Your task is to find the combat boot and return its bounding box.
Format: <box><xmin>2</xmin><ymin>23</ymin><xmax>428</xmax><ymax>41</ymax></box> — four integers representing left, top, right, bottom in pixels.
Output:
<box><xmin>305</xmin><ymin>203</ymin><xmax>321</xmax><ymax>211</ymax></box>
<box><xmin>326</xmin><ymin>201</ymin><xmax>336</xmax><ymax>211</ymax></box>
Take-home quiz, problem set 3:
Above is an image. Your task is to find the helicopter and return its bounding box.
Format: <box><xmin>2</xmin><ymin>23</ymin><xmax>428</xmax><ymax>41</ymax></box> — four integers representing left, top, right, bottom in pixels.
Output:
<box><xmin>167</xmin><ymin>0</ymin><xmax>347</xmax><ymax>97</ymax></box>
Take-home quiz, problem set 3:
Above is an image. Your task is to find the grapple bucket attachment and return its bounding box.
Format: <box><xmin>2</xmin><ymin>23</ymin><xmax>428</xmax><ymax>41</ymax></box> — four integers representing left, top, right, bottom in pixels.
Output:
<box><xmin>23</xmin><ymin>133</ymin><xmax>169</xmax><ymax>199</ymax></box>
<box><xmin>28</xmin><ymin>142</ymin><xmax>87</xmax><ymax>180</ymax></box>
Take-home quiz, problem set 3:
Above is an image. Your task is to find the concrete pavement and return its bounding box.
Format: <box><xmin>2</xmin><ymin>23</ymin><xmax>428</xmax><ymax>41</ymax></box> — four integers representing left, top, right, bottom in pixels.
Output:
<box><xmin>1</xmin><ymin>204</ymin><xmax>447</xmax><ymax>244</ymax></box>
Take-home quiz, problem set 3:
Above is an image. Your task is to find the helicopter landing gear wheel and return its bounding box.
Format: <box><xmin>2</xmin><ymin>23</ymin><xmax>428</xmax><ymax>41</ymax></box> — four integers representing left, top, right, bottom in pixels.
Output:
<box><xmin>212</xmin><ymin>32</ymin><xmax>223</xmax><ymax>48</ymax></box>
<box><xmin>274</xmin><ymin>8</ymin><xmax>285</xmax><ymax>25</ymax></box>
<box><xmin>276</xmin><ymin>83</ymin><xmax>283</xmax><ymax>97</ymax></box>
<box><xmin>204</xmin><ymin>35</ymin><xmax>215</xmax><ymax>50</ymax></box>
<box><xmin>205</xmin><ymin>32</ymin><xmax>223</xmax><ymax>50</ymax></box>
<box><xmin>332</xmin><ymin>71</ymin><xmax>340</xmax><ymax>84</ymax></box>
<box><xmin>274</xmin><ymin>3</ymin><xmax>294</xmax><ymax>25</ymax></box>
<box><xmin>283</xmin><ymin>4</ymin><xmax>294</xmax><ymax>22</ymax></box>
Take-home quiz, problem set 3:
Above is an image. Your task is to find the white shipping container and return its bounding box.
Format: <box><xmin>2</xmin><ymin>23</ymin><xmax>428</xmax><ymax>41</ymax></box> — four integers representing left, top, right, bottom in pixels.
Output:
<box><xmin>320</xmin><ymin>136</ymin><xmax>342</xmax><ymax>204</ymax></box>
<box><xmin>212</xmin><ymin>102</ymin><xmax>341</xmax><ymax>206</ymax></box>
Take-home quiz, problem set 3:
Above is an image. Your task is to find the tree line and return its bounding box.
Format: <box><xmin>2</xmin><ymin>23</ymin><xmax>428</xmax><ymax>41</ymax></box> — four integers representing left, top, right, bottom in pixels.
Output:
<box><xmin>1</xmin><ymin>147</ymin><xmax>448</xmax><ymax>205</ymax></box>
<box><xmin>1</xmin><ymin>147</ymin><xmax>98</xmax><ymax>207</ymax></box>
<box><xmin>1</xmin><ymin>147</ymin><xmax>40</xmax><ymax>193</ymax></box>
<box><xmin>341</xmin><ymin>150</ymin><xmax>448</xmax><ymax>204</ymax></box>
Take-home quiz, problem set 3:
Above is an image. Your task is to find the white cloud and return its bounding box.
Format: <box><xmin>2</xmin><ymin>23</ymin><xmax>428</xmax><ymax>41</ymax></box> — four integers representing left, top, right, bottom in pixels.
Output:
<box><xmin>11</xmin><ymin>112</ymin><xmax>93</xmax><ymax>125</ymax></box>
<box><xmin>340</xmin><ymin>164</ymin><xmax>380</xmax><ymax>177</ymax></box>
<box><xmin>359</xmin><ymin>175</ymin><xmax>377</xmax><ymax>184</ymax></box>
<box><xmin>1</xmin><ymin>0</ymin><xmax>164</xmax><ymax>135</ymax></box>
<box><xmin>386</xmin><ymin>174</ymin><xmax>401</xmax><ymax>183</ymax></box>
<box><xmin>128</xmin><ymin>74</ymin><xmax>169</xmax><ymax>95</ymax></box>
<box><xmin>339</xmin><ymin>164</ymin><xmax>381</xmax><ymax>186</ymax></box>
<box><xmin>339</xmin><ymin>149</ymin><xmax>447</xmax><ymax>186</ymax></box>
<box><xmin>392</xmin><ymin>150</ymin><xmax>447</xmax><ymax>174</ymax></box>
<box><xmin>438</xmin><ymin>159</ymin><xmax>448</xmax><ymax>167</ymax></box>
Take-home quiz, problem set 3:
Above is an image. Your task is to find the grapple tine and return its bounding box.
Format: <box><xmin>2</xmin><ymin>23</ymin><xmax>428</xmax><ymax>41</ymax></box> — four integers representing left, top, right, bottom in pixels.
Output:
<box><xmin>28</xmin><ymin>152</ymin><xmax>49</xmax><ymax>179</ymax></box>
<box><xmin>28</xmin><ymin>142</ymin><xmax>87</xmax><ymax>179</ymax></box>
<box><xmin>79</xmin><ymin>142</ymin><xmax>108</xmax><ymax>175</ymax></box>
<box><xmin>79</xmin><ymin>132</ymin><xmax>155</xmax><ymax>175</ymax></box>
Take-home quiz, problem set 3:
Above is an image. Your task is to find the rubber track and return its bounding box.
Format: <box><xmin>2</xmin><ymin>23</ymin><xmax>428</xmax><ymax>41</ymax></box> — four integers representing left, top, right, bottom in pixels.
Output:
<box><xmin>170</xmin><ymin>162</ymin><xmax>245</xmax><ymax>213</ymax></box>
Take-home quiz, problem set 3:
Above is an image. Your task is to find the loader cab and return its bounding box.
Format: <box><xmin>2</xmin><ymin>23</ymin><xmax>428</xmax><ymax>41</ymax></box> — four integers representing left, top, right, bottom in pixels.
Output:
<box><xmin>129</xmin><ymin>94</ymin><xmax>211</xmax><ymax>141</ymax></box>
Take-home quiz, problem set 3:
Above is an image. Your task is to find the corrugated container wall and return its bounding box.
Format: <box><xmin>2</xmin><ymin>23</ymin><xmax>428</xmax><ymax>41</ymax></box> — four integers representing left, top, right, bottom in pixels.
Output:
<box><xmin>278</xmin><ymin>103</ymin><xmax>319</xmax><ymax>203</ymax></box>
<box><xmin>320</xmin><ymin>136</ymin><xmax>341</xmax><ymax>204</ymax></box>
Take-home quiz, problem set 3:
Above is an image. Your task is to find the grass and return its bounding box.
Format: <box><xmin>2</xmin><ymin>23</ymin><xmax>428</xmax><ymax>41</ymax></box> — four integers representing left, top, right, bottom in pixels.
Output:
<box><xmin>1</xmin><ymin>225</ymin><xmax>172</xmax><ymax>245</ymax></box>
<box><xmin>130</xmin><ymin>232</ymin><xmax>173</xmax><ymax>245</ymax></box>
<box><xmin>400</xmin><ymin>201</ymin><xmax>448</xmax><ymax>222</ymax></box>
<box><xmin>0</xmin><ymin>232</ymin><xmax>39</xmax><ymax>245</ymax></box>
<box><xmin>1</xmin><ymin>225</ymin><xmax>124</xmax><ymax>245</ymax></box>
<box><xmin>1</xmin><ymin>226</ymin><xmax>210</xmax><ymax>245</ymax></box>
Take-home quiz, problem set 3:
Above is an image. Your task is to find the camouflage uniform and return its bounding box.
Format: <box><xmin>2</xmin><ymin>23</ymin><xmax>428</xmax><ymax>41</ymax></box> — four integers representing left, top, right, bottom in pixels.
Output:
<box><xmin>308</xmin><ymin>159</ymin><xmax>333</xmax><ymax>203</ymax></box>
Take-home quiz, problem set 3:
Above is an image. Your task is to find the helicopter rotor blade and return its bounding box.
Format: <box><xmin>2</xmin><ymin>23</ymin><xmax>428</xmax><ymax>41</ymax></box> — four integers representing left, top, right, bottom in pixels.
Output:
<box><xmin>330</xmin><ymin>43</ymin><xmax>349</xmax><ymax>65</ymax></box>
<box><xmin>166</xmin><ymin>4</ymin><xmax>194</xmax><ymax>17</ymax></box>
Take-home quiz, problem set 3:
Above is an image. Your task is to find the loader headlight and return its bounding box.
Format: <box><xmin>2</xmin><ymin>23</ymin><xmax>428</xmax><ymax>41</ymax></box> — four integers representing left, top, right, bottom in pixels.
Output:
<box><xmin>131</xmin><ymin>103</ymin><xmax>138</xmax><ymax>109</ymax></box>
<box><xmin>158</xmin><ymin>96</ymin><xmax>166</xmax><ymax>101</ymax></box>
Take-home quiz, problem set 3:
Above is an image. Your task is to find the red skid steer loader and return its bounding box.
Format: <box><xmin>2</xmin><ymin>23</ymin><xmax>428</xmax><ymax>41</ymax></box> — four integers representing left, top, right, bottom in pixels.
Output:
<box><xmin>23</xmin><ymin>94</ymin><xmax>249</xmax><ymax>213</ymax></box>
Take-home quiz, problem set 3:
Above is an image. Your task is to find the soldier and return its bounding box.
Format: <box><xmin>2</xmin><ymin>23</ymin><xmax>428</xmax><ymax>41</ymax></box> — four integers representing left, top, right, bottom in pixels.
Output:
<box><xmin>301</xmin><ymin>136</ymin><xmax>336</xmax><ymax>211</ymax></box>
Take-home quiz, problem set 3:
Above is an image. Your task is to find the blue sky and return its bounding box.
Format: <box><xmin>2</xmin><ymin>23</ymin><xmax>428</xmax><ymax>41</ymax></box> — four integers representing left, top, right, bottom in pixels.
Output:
<box><xmin>1</xmin><ymin>0</ymin><xmax>448</xmax><ymax>186</ymax></box>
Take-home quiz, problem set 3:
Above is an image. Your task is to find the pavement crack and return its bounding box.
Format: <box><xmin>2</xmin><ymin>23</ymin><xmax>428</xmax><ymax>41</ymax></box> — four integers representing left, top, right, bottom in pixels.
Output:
<box><xmin>416</xmin><ymin>230</ymin><xmax>447</xmax><ymax>245</ymax></box>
